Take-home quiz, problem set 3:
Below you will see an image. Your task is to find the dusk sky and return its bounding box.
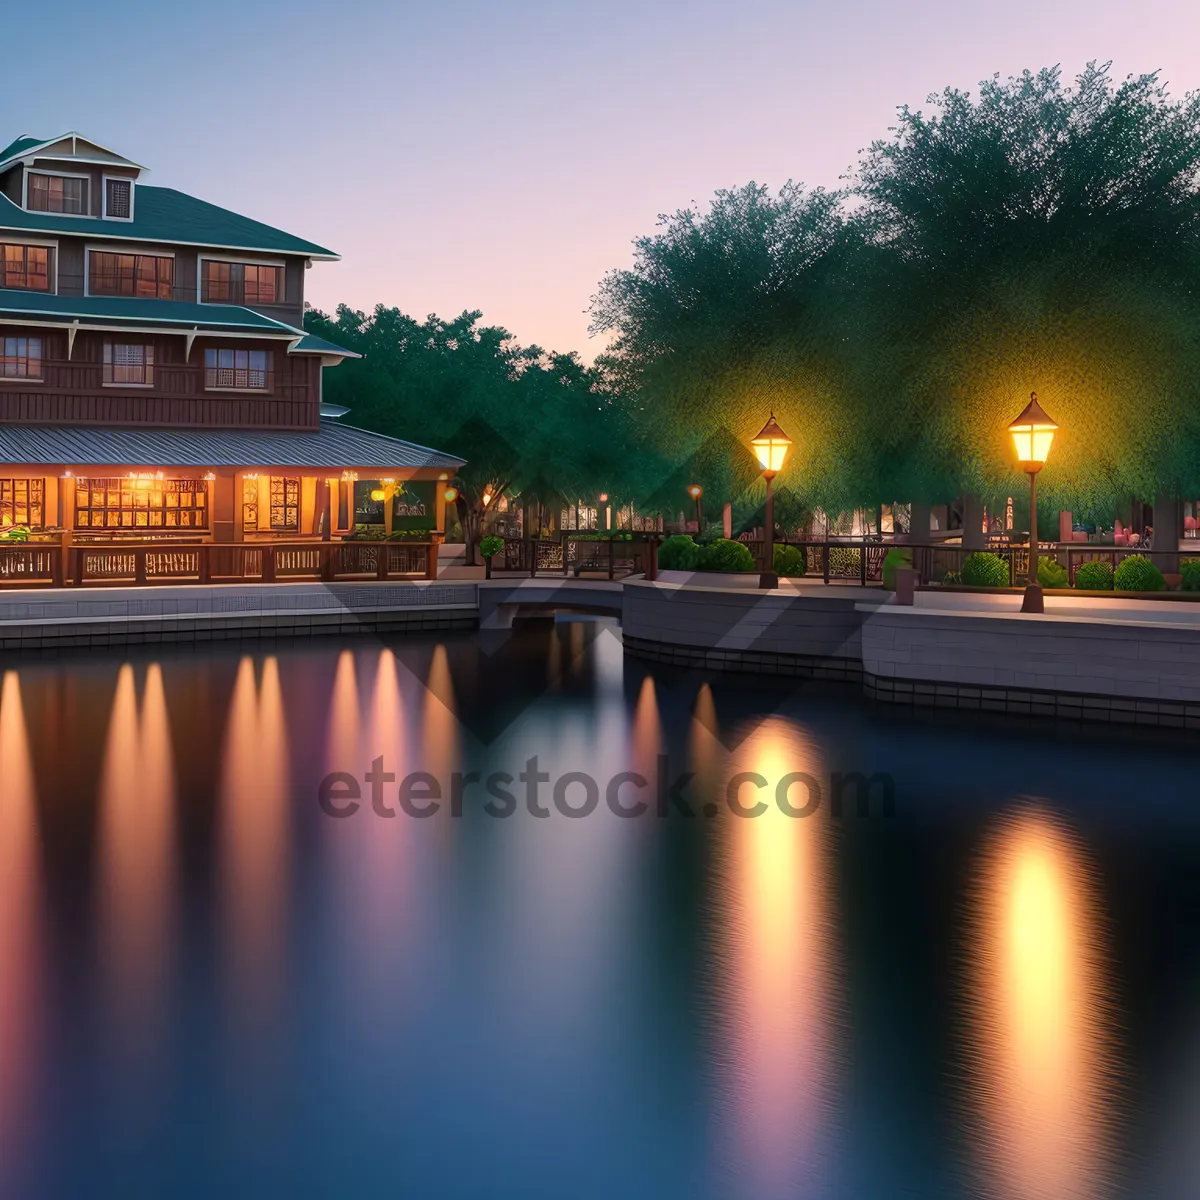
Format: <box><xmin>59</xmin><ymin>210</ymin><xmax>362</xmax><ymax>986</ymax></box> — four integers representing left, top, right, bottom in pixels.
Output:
<box><xmin>9</xmin><ymin>0</ymin><xmax>1200</xmax><ymax>357</ymax></box>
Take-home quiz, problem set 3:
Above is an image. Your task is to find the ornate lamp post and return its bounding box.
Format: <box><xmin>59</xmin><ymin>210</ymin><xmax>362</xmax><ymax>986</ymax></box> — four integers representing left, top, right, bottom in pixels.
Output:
<box><xmin>1007</xmin><ymin>393</ymin><xmax>1059</xmax><ymax>614</ymax></box>
<box><xmin>687</xmin><ymin>484</ymin><xmax>703</xmax><ymax>532</ymax></box>
<box><xmin>750</xmin><ymin>414</ymin><xmax>793</xmax><ymax>589</ymax></box>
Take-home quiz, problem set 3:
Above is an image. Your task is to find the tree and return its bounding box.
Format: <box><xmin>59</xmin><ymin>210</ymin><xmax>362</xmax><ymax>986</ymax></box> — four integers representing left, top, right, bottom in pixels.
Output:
<box><xmin>305</xmin><ymin>306</ymin><xmax>638</xmax><ymax>560</ymax></box>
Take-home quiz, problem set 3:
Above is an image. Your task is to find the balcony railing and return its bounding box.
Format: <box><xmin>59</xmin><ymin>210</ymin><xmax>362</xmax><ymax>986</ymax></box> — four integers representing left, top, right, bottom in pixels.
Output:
<box><xmin>16</xmin><ymin>274</ymin><xmax>295</xmax><ymax>311</ymax></box>
<box><xmin>0</xmin><ymin>358</ymin><xmax>292</xmax><ymax>398</ymax></box>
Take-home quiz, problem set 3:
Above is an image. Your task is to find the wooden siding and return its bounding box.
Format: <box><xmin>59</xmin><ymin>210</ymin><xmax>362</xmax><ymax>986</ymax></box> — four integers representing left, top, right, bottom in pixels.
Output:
<box><xmin>0</xmin><ymin>328</ymin><xmax>320</xmax><ymax>430</ymax></box>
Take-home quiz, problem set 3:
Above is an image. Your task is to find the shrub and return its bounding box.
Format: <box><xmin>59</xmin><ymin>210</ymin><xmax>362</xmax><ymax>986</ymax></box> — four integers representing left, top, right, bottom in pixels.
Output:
<box><xmin>773</xmin><ymin>543</ymin><xmax>806</xmax><ymax>577</ymax></box>
<box><xmin>882</xmin><ymin>547</ymin><xmax>912</xmax><ymax>590</ymax></box>
<box><xmin>697</xmin><ymin>538</ymin><xmax>755</xmax><ymax>573</ymax></box>
<box><xmin>960</xmin><ymin>552</ymin><xmax>1010</xmax><ymax>588</ymax></box>
<box><xmin>0</xmin><ymin>525</ymin><xmax>30</xmax><ymax>542</ymax></box>
<box><xmin>1073</xmin><ymin>560</ymin><xmax>1114</xmax><ymax>591</ymax></box>
<box><xmin>1114</xmin><ymin>554</ymin><xmax>1165</xmax><ymax>593</ymax></box>
<box><xmin>479</xmin><ymin>535</ymin><xmax>504</xmax><ymax>559</ymax></box>
<box><xmin>1037</xmin><ymin>556</ymin><xmax>1069</xmax><ymax>589</ymax></box>
<box><xmin>1182</xmin><ymin>558</ymin><xmax>1200</xmax><ymax>592</ymax></box>
<box><xmin>658</xmin><ymin>534</ymin><xmax>701</xmax><ymax>570</ymax></box>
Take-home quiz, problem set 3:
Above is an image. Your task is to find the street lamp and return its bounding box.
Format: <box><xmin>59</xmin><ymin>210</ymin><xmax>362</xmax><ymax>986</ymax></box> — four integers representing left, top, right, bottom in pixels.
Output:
<box><xmin>750</xmin><ymin>414</ymin><xmax>793</xmax><ymax>588</ymax></box>
<box><xmin>1007</xmin><ymin>392</ymin><xmax>1059</xmax><ymax>614</ymax></box>
<box><xmin>687</xmin><ymin>483</ymin><xmax>703</xmax><ymax>531</ymax></box>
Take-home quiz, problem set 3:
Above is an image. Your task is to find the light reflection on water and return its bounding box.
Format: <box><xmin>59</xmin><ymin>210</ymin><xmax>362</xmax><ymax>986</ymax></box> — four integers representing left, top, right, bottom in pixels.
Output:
<box><xmin>0</xmin><ymin>627</ymin><xmax>1194</xmax><ymax>1198</ymax></box>
<box><xmin>0</xmin><ymin>672</ymin><xmax>41</xmax><ymax>1169</ymax></box>
<box><xmin>709</xmin><ymin>716</ymin><xmax>842</xmax><ymax>1200</ymax></box>
<box><xmin>962</xmin><ymin>806</ymin><xmax>1120</xmax><ymax>1200</ymax></box>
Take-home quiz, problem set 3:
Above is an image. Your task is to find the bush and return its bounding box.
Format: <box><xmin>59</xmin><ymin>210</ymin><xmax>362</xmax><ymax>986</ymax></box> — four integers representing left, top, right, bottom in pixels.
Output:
<box><xmin>960</xmin><ymin>552</ymin><xmax>1010</xmax><ymax>588</ymax></box>
<box><xmin>697</xmin><ymin>538</ymin><xmax>755</xmax><ymax>573</ymax></box>
<box><xmin>1114</xmin><ymin>554</ymin><xmax>1165</xmax><ymax>592</ymax></box>
<box><xmin>882</xmin><ymin>547</ymin><xmax>912</xmax><ymax>590</ymax></box>
<box><xmin>1073</xmin><ymin>560</ymin><xmax>1114</xmax><ymax>591</ymax></box>
<box><xmin>479</xmin><ymin>535</ymin><xmax>504</xmax><ymax>559</ymax></box>
<box><xmin>0</xmin><ymin>525</ymin><xmax>30</xmax><ymax>542</ymax></box>
<box><xmin>773</xmin><ymin>543</ymin><xmax>806</xmax><ymax>577</ymax></box>
<box><xmin>658</xmin><ymin>534</ymin><xmax>701</xmax><ymax>570</ymax></box>
<box><xmin>1182</xmin><ymin>559</ymin><xmax>1200</xmax><ymax>592</ymax></box>
<box><xmin>1037</xmin><ymin>556</ymin><xmax>1069</xmax><ymax>589</ymax></box>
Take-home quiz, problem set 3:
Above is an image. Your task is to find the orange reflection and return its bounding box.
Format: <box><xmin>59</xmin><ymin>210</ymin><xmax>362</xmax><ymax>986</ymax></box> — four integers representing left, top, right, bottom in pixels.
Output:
<box><xmin>325</xmin><ymin>650</ymin><xmax>360</xmax><ymax>776</ymax></box>
<box><xmin>711</xmin><ymin>716</ymin><xmax>840</xmax><ymax>1196</ymax></box>
<box><xmin>96</xmin><ymin>664</ymin><xmax>177</xmax><ymax>1056</ymax></box>
<box><xmin>964</xmin><ymin>807</ymin><xmax>1119</xmax><ymax>1200</ymax></box>
<box><xmin>219</xmin><ymin>656</ymin><xmax>291</xmax><ymax>1029</ymax></box>
<box><xmin>0</xmin><ymin>671</ymin><xmax>41</xmax><ymax>1158</ymax></box>
<box><xmin>630</xmin><ymin>674</ymin><xmax>661</xmax><ymax>785</ymax></box>
<box><xmin>421</xmin><ymin>644</ymin><xmax>459</xmax><ymax>787</ymax></box>
<box><xmin>688</xmin><ymin>683</ymin><xmax>723</xmax><ymax>807</ymax></box>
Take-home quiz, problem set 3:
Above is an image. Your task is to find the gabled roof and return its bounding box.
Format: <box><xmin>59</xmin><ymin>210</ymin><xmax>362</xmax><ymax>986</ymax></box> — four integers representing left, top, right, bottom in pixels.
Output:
<box><xmin>0</xmin><ymin>185</ymin><xmax>338</xmax><ymax>259</ymax></box>
<box><xmin>0</xmin><ymin>420</ymin><xmax>465</xmax><ymax>471</ymax></box>
<box><xmin>0</xmin><ymin>131</ymin><xmax>145</xmax><ymax>172</ymax></box>
<box><xmin>0</xmin><ymin>288</ymin><xmax>302</xmax><ymax>336</ymax></box>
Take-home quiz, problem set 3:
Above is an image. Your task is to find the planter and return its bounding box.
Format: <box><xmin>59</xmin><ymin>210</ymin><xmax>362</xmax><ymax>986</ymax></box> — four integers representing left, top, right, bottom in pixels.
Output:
<box><xmin>657</xmin><ymin>569</ymin><xmax>761</xmax><ymax>590</ymax></box>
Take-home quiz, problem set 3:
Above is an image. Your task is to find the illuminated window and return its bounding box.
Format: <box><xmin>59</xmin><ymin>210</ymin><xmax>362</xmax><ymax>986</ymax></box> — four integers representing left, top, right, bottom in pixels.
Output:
<box><xmin>74</xmin><ymin>477</ymin><xmax>208</xmax><ymax>530</ymax></box>
<box><xmin>242</xmin><ymin>476</ymin><xmax>299</xmax><ymax>532</ymax></box>
<box><xmin>27</xmin><ymin>173</ymin><xmax>87</xmax><ymax>214</ymax></box>
<box><xmin>90</xmin><ymin>252</ymin><xmax>173</xmax><ymax>299</ymax></box>
<box><xmin>0</xmin><ymin>244</ymin><xmax>51</xmax><ymax>291</ymax></box>
<box><xmin>1</xmin><ymin>337</ymin><xmax>43</xmax><ymax>379</ymax></box>
<box><xmin>0</xmin><ymin>478</ymin><xmax>44</xmax><ymax>528</ymax></box>
<box><xmin>103</xmin><ymin>342</ymin><xmax>155</xmax><ymax>386</ymax></box>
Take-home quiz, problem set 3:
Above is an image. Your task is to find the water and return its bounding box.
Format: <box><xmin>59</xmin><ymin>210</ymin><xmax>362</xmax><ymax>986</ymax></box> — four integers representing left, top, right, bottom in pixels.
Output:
<box><xmin>1</xmin><ymin>619</ymin><xmax>1197</xmax><ymax>1199</ymax></box>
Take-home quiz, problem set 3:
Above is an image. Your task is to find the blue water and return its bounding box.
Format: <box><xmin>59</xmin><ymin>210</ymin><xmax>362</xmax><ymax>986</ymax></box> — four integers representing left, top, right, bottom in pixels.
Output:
<box><xmin>1</xmin><ymin>619</ymin><xmax>1197</xmax><ymax>1198</ymax></box>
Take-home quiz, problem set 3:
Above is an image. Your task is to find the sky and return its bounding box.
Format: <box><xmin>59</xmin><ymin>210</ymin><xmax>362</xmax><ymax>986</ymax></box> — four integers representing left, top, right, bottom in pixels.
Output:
<box><xmin>7</xmin><ymin>0</ymin><xmax>1200</xmax><ymax>357</ymax></box>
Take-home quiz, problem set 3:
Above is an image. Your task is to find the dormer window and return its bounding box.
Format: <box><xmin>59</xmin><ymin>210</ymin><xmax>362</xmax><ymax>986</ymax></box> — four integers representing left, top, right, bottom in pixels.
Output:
<box><xmin>104</xmin><ymin>178</ymin><xmax>133</xmax><ymax>219</ymax></box>
<box><xmin>27</xmin><ymin>172</ymin><xmax>88</xmax><ymax>215</ymax></box>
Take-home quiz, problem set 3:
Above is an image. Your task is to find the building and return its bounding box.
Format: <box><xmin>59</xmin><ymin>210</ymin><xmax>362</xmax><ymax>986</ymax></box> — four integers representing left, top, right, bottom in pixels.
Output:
<box><xmin>0</xmin><ymin>132</ymin><xmax>462</xmax><ymax>584</ymax></box>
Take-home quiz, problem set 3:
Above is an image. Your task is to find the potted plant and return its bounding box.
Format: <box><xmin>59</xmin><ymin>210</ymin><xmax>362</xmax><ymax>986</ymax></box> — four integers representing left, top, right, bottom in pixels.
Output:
<box><xmin>480</xmin><ymin>534</ymin><xmax>504</xmax><ymax>579</ymax></box>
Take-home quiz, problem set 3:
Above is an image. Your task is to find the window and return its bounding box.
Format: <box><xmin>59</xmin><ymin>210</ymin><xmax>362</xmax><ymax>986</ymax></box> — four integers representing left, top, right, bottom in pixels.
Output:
<box><xmin>201</xmin><ymin>260</ymin><xmax>284</xmax><ymax>305</ymax></box>
<box><xmin>103</xmin><ymin>342</ymin><xmax>155</xmax><ymax>386</ymax></box>
<box><xmin>28</xmin><ymin>173</ymin><xmax>88</xmax><ymax>214</ymax></box>
<box><xmin>1</xmin><ymin>337</ymin><xmax>43</xmax><ymax>379</ymax></box>
<box><xmin>1</xmin><ymin>244</ymin><xmax>52</xmax><ymax>291</ymax></box>
<box><xmin>104</xmin><ymin>178</ymin><xmax>132</xmax><ymax>219</ymax></box>
<box><xmin>0</xmin><ymin>479</ymin><xmax>44</xmax><ymax>528</ymax></box>
<box><xmin>89</xmin><ymin>251</ymin><xmax>173</xmax><ymax>299</ymax></box>
<box><xmin>75</xmin><ymin>477</ymin><xmax>208</xmax><ymax>530</ymax></box>
<box><xmin>204</xmin><ymin>347</ymin><xmax>272</xmax><ymax>391</ymax></box>
<box><xmin>242</xmin><ymin>475</ymin><xmax>299</xmax><ymax>532</ymax></box>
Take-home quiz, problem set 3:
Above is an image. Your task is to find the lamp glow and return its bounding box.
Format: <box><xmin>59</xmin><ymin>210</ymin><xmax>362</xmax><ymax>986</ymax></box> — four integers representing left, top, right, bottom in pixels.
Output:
<box><xmin>750</xmin><ymin>415</ymin><xmax>792</xmax><ymax>477</ymax></box>
<box><xmin>688</xmin><ymin>484</ymin><xmax>703</xmax><ymax>500</ymax></box>
<box><xmin>1008</xmin><ymin>393</ymin><xmax>1058</xmax><ymax>469</ymax></box>
<box><xmin>443</xmin><ymin>486</ymin><xmax>459</xmax><ymax>503</ymax></box>
<box><xmin>370</xmin><ymin>488</ymin><xmax>386</xmax><ymax>502</ymax></box>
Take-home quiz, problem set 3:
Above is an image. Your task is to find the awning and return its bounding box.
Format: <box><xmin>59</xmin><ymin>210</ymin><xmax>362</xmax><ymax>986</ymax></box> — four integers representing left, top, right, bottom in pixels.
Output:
<box><xmin>0</xmin><ymin>420</ymin><xmax>465</xmax><ymax>472</ymax></box>
<box><xmin>0</xmin><ymin>289</ymin><xmax>299</xmax><ymax>337</ymax></box>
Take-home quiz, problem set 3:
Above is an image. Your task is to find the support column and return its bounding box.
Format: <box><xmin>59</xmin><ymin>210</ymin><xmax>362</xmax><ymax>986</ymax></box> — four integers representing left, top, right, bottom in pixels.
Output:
<box><xmin>722</xmin><ymin>502</ymin><xmax>732</xmax><ymax>539</ymax></box>
<box><xmin>212</xmin><ymin>471</ymin><xmax>237</xmax><ymax>543</ymax></box>
<box><xmin>907</xmin><ymin>503</ymin><xmax>931</xmax><ymax>544</ymax></box>
<box><xmin>961</xmin><ymin>493</ymin><xmax>985</xmax><ymax>549</ymax></box>
<box><xmin>1153</xmin><ymin>492</ymin><xmax>1181</xmax><ymax>574</ymax></box>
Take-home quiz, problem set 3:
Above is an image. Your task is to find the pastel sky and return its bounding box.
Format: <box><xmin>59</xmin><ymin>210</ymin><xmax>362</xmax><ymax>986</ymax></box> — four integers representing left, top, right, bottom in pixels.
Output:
<box><xmin>9</xmin><ymin>0</ymin><xmax>1200</xmax><ymax>357</ymax></box>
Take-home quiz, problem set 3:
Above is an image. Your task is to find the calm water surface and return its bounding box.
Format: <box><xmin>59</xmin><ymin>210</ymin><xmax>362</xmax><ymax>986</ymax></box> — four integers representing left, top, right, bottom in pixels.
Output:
<box><xmin>0</xmin><ymin>620</ymin><xmax>1198</xmax><ymax>1199</ymax></box>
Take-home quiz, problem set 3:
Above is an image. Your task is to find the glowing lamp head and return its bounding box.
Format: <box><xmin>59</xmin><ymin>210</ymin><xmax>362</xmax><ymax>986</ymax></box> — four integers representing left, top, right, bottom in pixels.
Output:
<box><xmin>687</xmin><ymin>484</ymin><xmax>703</xmax><ymax>500</ymax></box>
<box><xmin>1008</xmin><ymin>393</ymin><xmax>1058</xmax><ymax>469</ymax></box>
<box><xmin>598</xmin><ymin>493</ymin><xmax>608</xmax><ymax>503</ymax></box>
<box><xmin>750</xmin><ymin>414</ymin><xmax>792</xmax><ymax>477</ymax></box>
<box><xmin>370</xmin><ymin>487</ymin><xmax>386</xmax><ymax>502</ymax></box>
<box><xmin>443</xmin><ymin>486</ymin><xmax>459</xmax><ymax>503</ymax></box>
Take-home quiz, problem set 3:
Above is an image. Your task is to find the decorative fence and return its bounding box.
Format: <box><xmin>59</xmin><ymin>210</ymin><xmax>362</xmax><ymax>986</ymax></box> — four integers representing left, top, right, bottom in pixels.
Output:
<box><xmin>499</xmin><ymin>534</ymin><xmax>661</xmax><ymax>580</ymax></box>
<box><xmin>0</xmin><ymin>540</ymin><xmax>441</xmax><ymax>588</ymax></box>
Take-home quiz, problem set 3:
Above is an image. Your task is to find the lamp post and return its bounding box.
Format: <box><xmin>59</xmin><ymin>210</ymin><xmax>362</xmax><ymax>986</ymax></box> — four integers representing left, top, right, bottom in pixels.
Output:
<box><xmin>750</xmin><ymin>414</ymin><xmax>793</xmax><ymax>589</ymax></box>
<box><xmin>687</xmin><ymin>484</ymin><xmax>703</xmax><ymax>532</ymax></box>
<box><xmin>1007</xmin><ymin>392</ymin><xmax>1059</xmax><ymax>614</ymax></box>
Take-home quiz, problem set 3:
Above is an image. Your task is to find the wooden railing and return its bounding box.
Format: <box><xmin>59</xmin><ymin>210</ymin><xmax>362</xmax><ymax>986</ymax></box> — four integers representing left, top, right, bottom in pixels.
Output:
<box><xmin>0</xmin><ymin>540</ymin><xmax>441</xmax><ymax>588</ymax></box>
<box><xmin>499</xmin><ymin>533</ymin><xmax>661</xmax><ymax>580</ymax></box>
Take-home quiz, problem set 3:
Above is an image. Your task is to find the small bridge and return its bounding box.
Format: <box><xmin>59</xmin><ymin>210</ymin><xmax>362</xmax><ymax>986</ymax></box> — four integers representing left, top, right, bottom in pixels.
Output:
<box><xmin>478</xmin><ymin>579</ymin><xmax>624</xmax><ymax>628</ymax></box>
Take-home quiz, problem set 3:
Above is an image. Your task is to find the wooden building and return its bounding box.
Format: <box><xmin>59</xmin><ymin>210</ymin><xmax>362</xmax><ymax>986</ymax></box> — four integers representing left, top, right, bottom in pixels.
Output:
<box><xmin>0</xmin><ymin>132</ymin><xmax>462</xmax><ymax>583</ymax></box>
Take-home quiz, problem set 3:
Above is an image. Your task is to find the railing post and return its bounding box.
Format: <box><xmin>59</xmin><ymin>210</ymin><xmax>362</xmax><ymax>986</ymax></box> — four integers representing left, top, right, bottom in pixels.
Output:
<box><xmin>426</xmin><ymin>539</ymin><xmax>439</xmax><ymax>581</ymax></box>
<box><xmin>860</xmin><ymin>540</ymin><xmax>867</xmax><ymax>586</ymax></box>
<box><xmin>563</xmin><ymin>533</ymin><xmax>570</xmax><ymax>577</ymax></box>
<box><xmin>198</xmin><ymin>545</ymin><xmax>211</xmax><ymax>584</ymax></box>
<box><xmin>134</xmin><ymin>548</ymin><xmax>147</xmax><ymax>586</ymax></box>
<box><xmin>823</xmin><ymin>542</ymin><xmax>830</xmax><ymax>584</ymax></box>
<box><xmin>262</xmin><ymin>545</ymin><xmax>276</xmax><ymax>583</ymax></box>
<box><xmin>608</xmin><ymin>537</ymin><xmax>615</xmax><ymax>580</ymax></box>
<box><xmin>376</xmin><ymin>542</ymin><xmax>389</xmax><ymax>581</ymax></box>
